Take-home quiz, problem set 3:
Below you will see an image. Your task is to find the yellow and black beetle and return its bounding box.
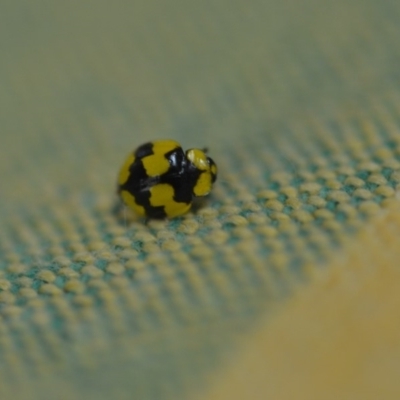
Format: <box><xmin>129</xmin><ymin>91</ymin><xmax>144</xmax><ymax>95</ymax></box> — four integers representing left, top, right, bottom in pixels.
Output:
<box><xmin>117</xmin><ymin>140</ymin><xmax>217</xmax><ymax>218</ymax></box>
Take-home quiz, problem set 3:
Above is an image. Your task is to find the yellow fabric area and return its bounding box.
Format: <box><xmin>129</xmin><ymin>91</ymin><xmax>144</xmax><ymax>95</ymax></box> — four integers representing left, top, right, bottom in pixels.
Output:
<box><xmin>142</xmin><ymin>140</ymin><xmax>180</xmax><ymax>177</ymax></box>
<box><xmin>200</xmin><ymin>204</ymin><xmax>400</xmax><ymax>400</ymax></box>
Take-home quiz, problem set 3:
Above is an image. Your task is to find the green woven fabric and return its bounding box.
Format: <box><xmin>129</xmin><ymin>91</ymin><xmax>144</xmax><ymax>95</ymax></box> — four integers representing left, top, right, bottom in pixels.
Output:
<box><xmin>1</xmin><ymin>1</ymin><xmax>400</xmax><ymax>399</ymax></box>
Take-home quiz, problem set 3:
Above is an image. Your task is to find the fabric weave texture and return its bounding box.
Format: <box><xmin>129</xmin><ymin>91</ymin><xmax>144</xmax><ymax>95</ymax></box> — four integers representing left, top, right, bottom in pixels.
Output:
<box><xmin>1</xmin><ymin>1</ymin><xmax>400</xmax><ymax>399</ymax></box>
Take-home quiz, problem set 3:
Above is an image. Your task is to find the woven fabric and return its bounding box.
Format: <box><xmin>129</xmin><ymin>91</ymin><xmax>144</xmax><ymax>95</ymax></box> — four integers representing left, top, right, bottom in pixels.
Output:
<box><xmin>203</xmin><ymin>205</ymin><xmax>400</xmax><ymax>400</ymax></box>
<box><xmin>1</xmin><ymin>0</ymin><xmax>400</xmax><ymax>399</ymax></box>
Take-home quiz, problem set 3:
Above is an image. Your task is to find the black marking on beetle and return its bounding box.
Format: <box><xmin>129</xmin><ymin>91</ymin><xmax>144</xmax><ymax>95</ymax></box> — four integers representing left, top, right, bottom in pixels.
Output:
<box><xmin>134</xmin><ymin>142</ymin><xmax>154</xmax><ymax>159</ymax></box>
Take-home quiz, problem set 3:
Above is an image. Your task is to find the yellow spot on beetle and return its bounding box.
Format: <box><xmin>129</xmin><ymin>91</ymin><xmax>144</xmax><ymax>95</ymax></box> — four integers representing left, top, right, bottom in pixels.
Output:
<box><xmin>193</xmin><ymin>172</ymin><xmax>212</xmax><ymax>196</ymax></box>
<box><xmin>142</xmin><ymin>140</ymin><xmax>180</xmax><ymax>176</ymax></box>
<box><xmin>118</xmin><ymin>154</ymin><xmax>135</xmax><ymax>185</ymax></box>
<box><xmin>186</xmin><ymin>149</ymin><xmax>208</xmax><ymax>170</ymax></box>
<box><xmin>150</xmin><ymin>184</ymin><xmax>191</xmax><ymax>217</ymax></box>
<box><xmin>121</xmin><ymin>190</ymin><xmax>146</xmax><ymax>216</ymax></box>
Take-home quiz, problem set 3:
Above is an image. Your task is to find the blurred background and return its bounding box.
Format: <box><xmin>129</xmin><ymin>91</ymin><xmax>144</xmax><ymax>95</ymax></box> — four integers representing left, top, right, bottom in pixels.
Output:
<box><xmin>3</xmin><ymin>0</ymin><xmax>399</xmax><ymax>210</ymax></box>
<box><xmin>1</xmin><ymin>0</ymin><xmax>400</xmax><ymax>399</ymax></box>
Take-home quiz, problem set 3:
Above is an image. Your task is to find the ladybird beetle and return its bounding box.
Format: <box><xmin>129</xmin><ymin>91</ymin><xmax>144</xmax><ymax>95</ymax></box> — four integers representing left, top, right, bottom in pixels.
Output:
<box><xmin>117</xmin><ymin>140</ymin><xmax>217</xmax><ymax>218</ymax></box>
